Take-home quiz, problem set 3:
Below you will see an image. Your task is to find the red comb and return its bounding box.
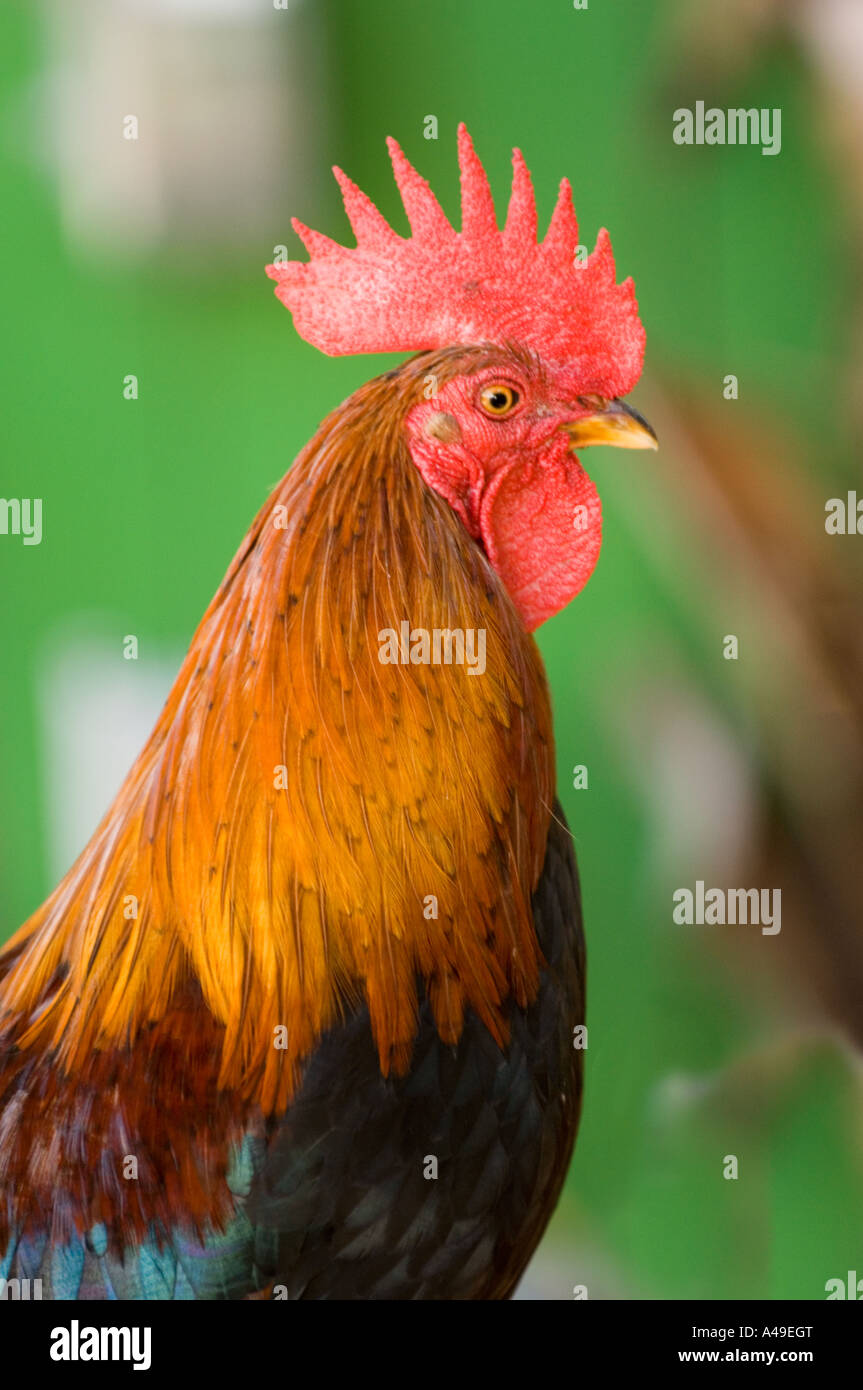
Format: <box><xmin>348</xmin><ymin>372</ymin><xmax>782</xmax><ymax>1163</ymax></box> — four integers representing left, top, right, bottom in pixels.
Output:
<box><xmin>266</xmin><ymin>123</ymin><xmax>645</xmax><ymax>398</ymax></box>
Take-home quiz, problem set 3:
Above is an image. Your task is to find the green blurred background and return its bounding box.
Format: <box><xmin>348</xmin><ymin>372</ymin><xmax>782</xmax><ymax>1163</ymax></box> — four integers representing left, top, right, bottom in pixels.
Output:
<box><xmin>2</xmin><ymin>0</ymin><xmax>862</xmax><ymax>1299</ymax></box>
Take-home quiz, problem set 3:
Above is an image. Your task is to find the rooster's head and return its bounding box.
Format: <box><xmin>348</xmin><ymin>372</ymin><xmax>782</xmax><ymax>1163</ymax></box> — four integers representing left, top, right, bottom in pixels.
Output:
<box><xmin>267</xmin><ymin>124</ymin><xmax>656</xmax><ymax>630</ymax></box>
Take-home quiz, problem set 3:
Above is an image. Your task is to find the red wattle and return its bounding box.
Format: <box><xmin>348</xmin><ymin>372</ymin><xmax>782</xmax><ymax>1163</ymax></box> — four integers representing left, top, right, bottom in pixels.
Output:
<box><xmin>479</xmin><ymin>445</ymin><xmax>602</xmax><ymax>631</ymax></box>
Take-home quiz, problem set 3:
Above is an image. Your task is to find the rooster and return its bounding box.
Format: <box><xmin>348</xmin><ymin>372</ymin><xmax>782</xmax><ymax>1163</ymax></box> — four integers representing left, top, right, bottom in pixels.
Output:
<box><xmin>0</xmin><ymin>126</ymin><xmax>655</xmax><ymax>1300</ymax></box>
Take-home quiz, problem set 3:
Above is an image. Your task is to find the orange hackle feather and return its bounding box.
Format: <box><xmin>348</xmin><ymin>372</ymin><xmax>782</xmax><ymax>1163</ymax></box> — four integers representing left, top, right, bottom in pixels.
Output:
<box><xmin>0</xmin><ymin>347</ymin><xmax>555</xmax><ymax>1243</ymax></box>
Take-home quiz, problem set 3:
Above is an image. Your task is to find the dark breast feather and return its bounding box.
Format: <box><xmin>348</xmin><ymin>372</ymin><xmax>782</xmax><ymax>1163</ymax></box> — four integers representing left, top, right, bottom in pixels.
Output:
<box><xmin>246</xmin><ymin>800</ymin><xmax>585</xmax><ymax>1300</ymax></box>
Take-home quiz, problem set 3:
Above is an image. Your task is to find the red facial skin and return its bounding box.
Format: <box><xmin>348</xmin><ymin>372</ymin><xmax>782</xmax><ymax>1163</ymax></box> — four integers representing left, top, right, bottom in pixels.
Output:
<box><xmin>404</xmin><ymin>359</ymin><xmax>603</xmax><ymax>631</ymax></box>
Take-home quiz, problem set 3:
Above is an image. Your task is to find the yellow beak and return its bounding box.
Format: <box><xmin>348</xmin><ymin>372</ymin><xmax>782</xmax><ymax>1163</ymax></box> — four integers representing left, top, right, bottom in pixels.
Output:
<box><xmin>562</xmin><ymin>396</ymin><xmax>658</xmax><ymax>451</ymax></box>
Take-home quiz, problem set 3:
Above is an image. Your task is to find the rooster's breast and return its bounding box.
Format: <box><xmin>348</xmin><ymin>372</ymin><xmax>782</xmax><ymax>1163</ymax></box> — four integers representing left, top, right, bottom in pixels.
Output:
<box><xmin>247</xmin><ymin>801</ymin><xmax>585</xmax><ymax>1300</ymax></box>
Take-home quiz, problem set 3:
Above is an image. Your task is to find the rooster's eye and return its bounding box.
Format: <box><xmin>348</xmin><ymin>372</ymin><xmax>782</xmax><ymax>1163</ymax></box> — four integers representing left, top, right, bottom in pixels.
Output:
<box><xmin>479</xmin><ymin>383</ymin><xmax>520</xmax><ymax>417</ymax></box>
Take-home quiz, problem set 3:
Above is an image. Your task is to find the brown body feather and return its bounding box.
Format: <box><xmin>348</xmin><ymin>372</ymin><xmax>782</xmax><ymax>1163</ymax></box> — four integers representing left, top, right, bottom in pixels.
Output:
<box><xmin>0</xmin><ymin>347</ymin><xmax>555</xmax><ymax>1245</ymax></box>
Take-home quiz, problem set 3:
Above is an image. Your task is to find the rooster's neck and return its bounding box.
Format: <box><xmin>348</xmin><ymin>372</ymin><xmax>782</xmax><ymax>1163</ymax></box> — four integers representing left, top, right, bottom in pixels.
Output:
<box><xmin>1</xmin><ymin>354</ymin><xmax>555</xmax><ymax>1124</ymax></box>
